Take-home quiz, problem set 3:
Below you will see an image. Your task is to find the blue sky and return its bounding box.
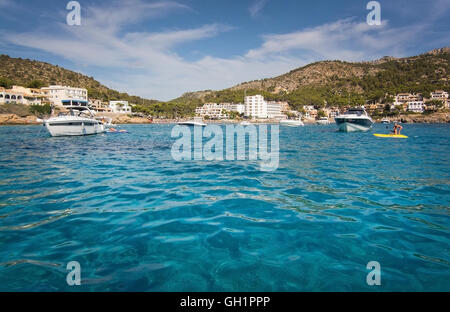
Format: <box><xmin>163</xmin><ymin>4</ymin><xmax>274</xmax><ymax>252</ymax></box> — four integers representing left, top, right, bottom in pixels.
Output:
<box><xmin>0</xmin><ymin>0</ymin><xmax>449</xmax><ymax>100</ymax></box>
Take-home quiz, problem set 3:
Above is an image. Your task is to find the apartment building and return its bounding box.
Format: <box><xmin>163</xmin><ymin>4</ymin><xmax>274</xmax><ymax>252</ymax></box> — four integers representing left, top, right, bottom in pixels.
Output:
<box><xmin>195</xmin><ymin>103</ymin><xmax>245</xmax><ymax>119</ymax></box>
<box><xmin>244</xmin><ymin>95</ymin><xmax>267</xmax><ymax>119</ymax></box>
<box><xmin>431</xmin><ymin>90</ymin><xmax>449</xmax><ymax>102</ymax></box>
<box><xmin>266</xmin><ymin>101</ymin><xmax>283</xmax><ymax>119</ymax></box>
<box><xmin>0</xmin><ymin>87</ymin><xmax>26</xmax><ymax>105</ymax></box>
<box><xmin>89</xmin><ymin>99</ymin><xmax>112</xmax><ymax>113</ymax></box>
<box><xmin>407</xmin><ymin>101</ymin><xmax>425</xmax><ymax>113</ymax></box>
<box><xmin>41</xmin><ymin>85</ymin><xmax>88</xmax><ymax>107</ymax></box>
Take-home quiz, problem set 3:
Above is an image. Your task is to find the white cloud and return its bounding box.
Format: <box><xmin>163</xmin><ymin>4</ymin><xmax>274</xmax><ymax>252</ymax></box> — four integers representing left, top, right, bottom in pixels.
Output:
<box><xmin>249</xmin><ymin>0</ymin><xmax>268</xmax><ymax>18</ymax></box>
<box><xmin>2</xmin><ymin>1</ymin><xmax>448</xmax><ymax>101</ymax></box>
<box><xmin>245</xmin><ymin>18</ymin><xmax>427</xmax><ymax>61</ymax></box>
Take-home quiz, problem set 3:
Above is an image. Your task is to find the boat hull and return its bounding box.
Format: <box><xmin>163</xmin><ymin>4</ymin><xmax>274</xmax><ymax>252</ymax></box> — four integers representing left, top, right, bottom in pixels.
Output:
<box><xmin>178</xmin><ymin>121</ymin><xmax>207</xmax><ymax>127</ymax></box>
<box><xmin>335</xmin><ymin>118</ymin><xmax>373</xmax><ymax>132</ymax></box>
<box><xmin>280</xmin><ymin>120</ymin><xmax>304</xmax><ymax>127</ymax></box>
<box><xmin>45</xmin><ymin>121</ymin><xmax>105</xmax><ymax>137</ymax></box>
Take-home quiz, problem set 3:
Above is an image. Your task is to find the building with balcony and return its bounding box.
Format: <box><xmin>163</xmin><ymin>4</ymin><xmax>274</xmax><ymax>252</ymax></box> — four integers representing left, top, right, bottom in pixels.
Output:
<box><xmin>430</xmin><ymin>90</ymin><xmax>449</xmax><ymax>102</ymax></box>
<box><xmin>41</xmin><ymin>85</ymin><xmax>88</xmax><ymax>107</ymax></box>
<box><xmin>266</xmin><ymin>101</ymin><xmax>284</xmax><ymax>119</ymax></box>
<box><xmin>408</xmin><ymin>101</ymin><xmax>425</xmax><ymax>113</ymax></box>
<box><xmin>195</xmin><ymin>103</ymin><xmax>245</xmax><ymax>119</ymax></box>
<box><xmin>244</xmin><ymin>95</ymin><xmax>267</xmax><ymax>119</ymax></box>
<box><xmin>89</xmin><ymin>99</ymin><xmax>112</xmax><ymax>113</ymax></box>
<box><xmin>0</xmin><ymin>87</ymin><xmax>26</xmax><ymax>105</ymax></box>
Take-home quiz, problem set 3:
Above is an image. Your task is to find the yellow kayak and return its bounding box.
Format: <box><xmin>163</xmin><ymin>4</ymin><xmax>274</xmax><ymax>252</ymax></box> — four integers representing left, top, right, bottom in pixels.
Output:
<box><xmin>373</xmin><ymin>133</ymin><xmax>408</xmax><ymax>138</ymax></box>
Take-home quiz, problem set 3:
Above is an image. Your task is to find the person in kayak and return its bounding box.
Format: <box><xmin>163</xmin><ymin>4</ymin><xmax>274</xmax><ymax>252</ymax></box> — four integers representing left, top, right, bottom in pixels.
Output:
<box><xmin>392</xmin><ymin>122</ymin><xmax>403</xmax><ymax>135</ymax></box>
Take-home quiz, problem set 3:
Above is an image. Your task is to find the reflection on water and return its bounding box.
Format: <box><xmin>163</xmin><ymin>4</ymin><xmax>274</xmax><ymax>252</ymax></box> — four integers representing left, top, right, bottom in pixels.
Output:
<box><xmin>0</xmin><ymin>124</ymin><xmax>449</xmax><ymax>291</ymax></box>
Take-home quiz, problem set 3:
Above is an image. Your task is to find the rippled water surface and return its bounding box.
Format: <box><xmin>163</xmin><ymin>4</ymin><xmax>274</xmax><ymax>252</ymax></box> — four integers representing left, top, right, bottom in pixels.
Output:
<box><xmin>0</xmin><ymin>123</ymin><xmax>449</xmax><ymax>291</ymax></box>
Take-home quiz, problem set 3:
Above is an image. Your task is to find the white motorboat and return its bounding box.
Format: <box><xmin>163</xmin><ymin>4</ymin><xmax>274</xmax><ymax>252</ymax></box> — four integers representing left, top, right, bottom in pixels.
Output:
<box><xmin>316</xmin><ymin>117</ymin><xmax>330</xmax><ymax>125</ymax></box>
<box><xmin>240</xmin><ymin>121</ymin><xmax>252</xmax><ymax>126</ymax></box>
<box><xmin>280</xmin><ymin>119</ymin><xmax>304</xmax><ymax>127</ymax></box>
<box><xmin>44</xmin><ymin>106</ymin><xmax>106</xmax><ymax>137</ymax></box>
<box><xmin>381</xmin><ymin>118</ymin><xmax>390</xmax><ymax>124</ymax></box>
<box><xmin>178</xmin><ymin>117</ymin><xmax>207</xmax><ymax>127</ymax></box>
<box><xmin>334</xmin><ymin>107</ymin><xmax>374</xmax><ymax>132</ymax></box>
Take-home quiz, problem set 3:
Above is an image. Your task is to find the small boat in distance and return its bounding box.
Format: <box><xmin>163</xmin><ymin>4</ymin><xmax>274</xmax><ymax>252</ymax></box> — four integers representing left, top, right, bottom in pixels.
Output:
<box><xmin>316</xmin><ymin>117</ymin><xmax>330</xmax><ymax>125</ymax></box>
<box><xmin>178</xmin><ymin>117</ymin><xmax>207</xmax><ymax>127</ymax></box>
<box><xmin>240</xmin><ymin>121</ymin><xmax>252</xmax><ymax>126</ymax></box>
<box><xmin>44</xmin><ymin>106</ymin><xmax>106</xmax><ymax>137</ymax></box>
<box><xmin>381</xmin><ymin>118</ymin><xmax>390</xmax><ymax>124</ymax></box>
<box><xmin>280</xmin><ymin>119</ymin><xmax>304</xmax><ymax>127</ymax></box>
<box><xmin>334</xmin><ymin>107</ymin><xmax>374</xmax><ymax>132</ymax></box>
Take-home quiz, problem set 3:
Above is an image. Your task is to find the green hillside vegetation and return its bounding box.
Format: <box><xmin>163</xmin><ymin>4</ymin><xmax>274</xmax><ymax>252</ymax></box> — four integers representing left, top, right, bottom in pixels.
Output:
<box><xmin>169</xmin><ymin>48</ymin><xmax>449</xmax><ymax>114</ymax></box>
<box><xmin>0</xmin><ymin>54</ymin><xmax>161</xmax><ymax>106</ymax></box>
<box><xmin>1</xmin><ymin>48</ymin><xmax>449</xmax><ymax>118</ymax></box>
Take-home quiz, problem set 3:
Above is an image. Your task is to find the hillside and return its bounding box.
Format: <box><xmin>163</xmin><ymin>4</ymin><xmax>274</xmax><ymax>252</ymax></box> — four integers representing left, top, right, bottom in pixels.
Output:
<box><xmin>1</xmin><ymin>48</ymin><xmax>449</xmax><ymax>117</ymax></box>
<box><xmin>174</xmin><ymin>47</ymin><xmax>450</xmax><ymax>112</ymax></box>
<box><xmin>0</xmin><ymin>54</ymin><xmax>161</xmax><ymax>106</ymax></box>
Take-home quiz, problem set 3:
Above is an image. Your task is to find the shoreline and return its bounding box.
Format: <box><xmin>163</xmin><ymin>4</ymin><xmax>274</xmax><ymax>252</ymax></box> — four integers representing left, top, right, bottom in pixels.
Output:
<box><xmin>0</xmin><ymin>112</ymin><xmax>449</xmax><ymax>125</ymax></box>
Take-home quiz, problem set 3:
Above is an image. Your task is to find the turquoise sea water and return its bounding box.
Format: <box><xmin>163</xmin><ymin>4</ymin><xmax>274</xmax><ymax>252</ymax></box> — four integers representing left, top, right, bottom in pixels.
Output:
<box><xmin>0</xmin><ymin>123</ymin><xmax>449</xmax><ymax>291</ymax></box>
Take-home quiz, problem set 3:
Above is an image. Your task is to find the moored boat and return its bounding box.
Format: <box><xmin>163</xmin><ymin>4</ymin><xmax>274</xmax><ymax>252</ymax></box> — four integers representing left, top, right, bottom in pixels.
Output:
<box><xmin>334</xmin><ymin>108</ymin><xmax>373</xmax><ymax>132</ymax></box>
<box><xmin>178</xmin><ymin>117</ymin><xmax>207</xmax><ymax>127</ymax></box>
<box><xmin>44</xmin><ymin>106</ymin><xmax>106</xmax><ymax>137</ymax></box>
<box><xmin>280</xmin><ymin>119</ymin><xmax>304</xmax><ymax>127</ymax></box>
<box><xmin>316</xmin><ymin>117</ymin><xmax>330</xmax><ymax>125</ymax></box>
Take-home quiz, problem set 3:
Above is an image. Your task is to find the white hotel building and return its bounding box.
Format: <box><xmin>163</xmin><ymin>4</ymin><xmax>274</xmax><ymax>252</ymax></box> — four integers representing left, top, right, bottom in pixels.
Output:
<box><xmin>244</xmin><ymin>95</ymin><xmax>284</xmax><ymax>119</ymax></box>
<box><xmin>41</xmin><ymin>85</ymin><xmax>88</xmax><ymax>107</ymax></box>
<box><xmin>244</xmin><ymin>95</ymin><xmax>267</xmax><ymax>119</ymax></box>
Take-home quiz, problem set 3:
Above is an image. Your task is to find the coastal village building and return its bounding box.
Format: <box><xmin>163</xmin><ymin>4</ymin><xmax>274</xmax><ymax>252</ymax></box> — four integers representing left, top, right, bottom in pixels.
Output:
<box><xmin>245</xmin><ymin>95</ymin><xmax>267</xmax><ymax>119</ymax></box>
<box><xmin>430</xmin><ymin>90</ymin><xmax>448</xmax><ymax>102</ymax></box>
<box><xmin>243</xmin><ymin>95</ymin><xmax>288</xmax><ymax>119</ymax></box>
<box><xmin>303</xmin><ymin>105</ymin><xmax>318</xmax><ymax>119</ymax></box>
<box><xmin>195</xmin><ymin>103</ymin><xmax>227</xmax><ymax>119</ymax></box>
<box><xmin>195</xmin><ymin>103</ymin><xmax>245</xmax><ymax>119</ymax></box>
<box><xmin>227</xmin><ymin>103</ymin><xmax>245</xmax><ymax>115</ymax></box>
<box><xmin>266</xmin><ymin>101</ymin><xmax>284</xmax><ymax>119</ymax></box>
<box><xmin>391</xmin><ymin>90</ymin><xmax>449</xmax><ymax>112</ymax></box>
<box><xmin>109</xmin><ymin>100</ymin><xmax>132</xmax><ymax>113</ymax></box>
<box><xmin>0</xmin><ymin>87</ymin><xmax>26</xmax><ymax>105</ymax></box>
<box><xmin>10</xmin><ymin>86</ymin><xmax>49</xmax><ymax>105</ymax></box>
<box><xmin>408</xmin><ymin>101</ymin><xmax>425</xmax><ymax>113</ymax></box>
<box><xmin>41</xmin><ymin>85</ymin><xmax>88</xmax><ymax>107</ymax></box>
<box><xmin>393</xmin><ymin>93</ymin><xmax>423</xmax><ymax>109</ymax></box>
<box><xmin>89</xmin><ymin>99</ymin><xmax>112</xmax><ymax>113</ymax></box>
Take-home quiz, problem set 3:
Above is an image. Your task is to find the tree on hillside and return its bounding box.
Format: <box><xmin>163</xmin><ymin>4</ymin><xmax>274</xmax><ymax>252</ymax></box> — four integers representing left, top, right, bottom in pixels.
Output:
<box><xmin>317</xmin><ymin>110</ymin><xmax>327</xmax><ymax>118</ymax></box>
<box><xmin>26</xmin><ymin>80</ymin><xmax>46</xmax><ymax>89</ymax></box>
<box><xmin>0</xmin><ymin>77</ymin><xmax>14</xmax><ymax>88</ymax></box>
